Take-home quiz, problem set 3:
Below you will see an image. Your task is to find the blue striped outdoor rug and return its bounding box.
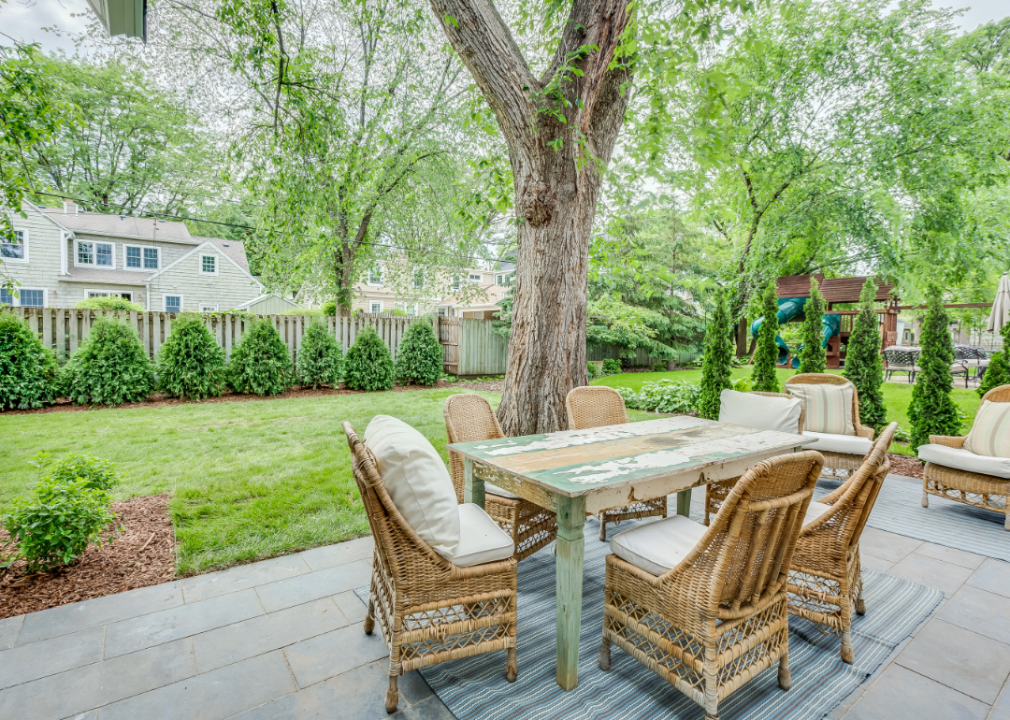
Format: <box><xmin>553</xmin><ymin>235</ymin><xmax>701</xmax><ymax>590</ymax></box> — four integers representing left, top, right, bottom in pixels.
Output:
<box><xmin>355</xmin><ymin>518</ymin><xmax>942</xmax><ymax>720</ymax></box>
<box><xmin>817</xmin><ymin>474</ymin><xmax>1010</xmax><ymax>562</ymax></box>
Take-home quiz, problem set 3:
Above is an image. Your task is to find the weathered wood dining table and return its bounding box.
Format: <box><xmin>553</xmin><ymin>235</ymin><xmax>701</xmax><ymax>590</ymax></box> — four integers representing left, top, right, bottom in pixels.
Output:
<box><xmin>448</xmin><ymin>415</ymin><xmax>814</xmax><ymax>691</ymax></box>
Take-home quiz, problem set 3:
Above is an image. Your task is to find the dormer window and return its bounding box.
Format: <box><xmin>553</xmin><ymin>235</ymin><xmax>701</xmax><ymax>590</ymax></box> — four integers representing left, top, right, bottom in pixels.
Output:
<box><xmin>200</xmin><ymin>254</ymin><xmax>218</xmax><ymax>276</ymax></box>
<box><xmin>76</xmin><ymin>240</ymin><xmax>114</xmax><ymax>268</ymax></box>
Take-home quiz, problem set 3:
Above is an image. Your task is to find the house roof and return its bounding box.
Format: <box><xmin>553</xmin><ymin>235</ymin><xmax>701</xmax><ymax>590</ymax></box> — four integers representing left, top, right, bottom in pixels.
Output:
<box><xmin>235</xmin><ymin>292</ymin><xmax>300</xmax><ymax>310</ymax></box>
<box><xmin>39</xmin><ymin>207</ymin><xmax>196</xmax><ymax>244</ymax></box>
<box><xmin>59</xmin><ymin>268</ymin><xmax>151</xmax><ymax>287</ymax></box>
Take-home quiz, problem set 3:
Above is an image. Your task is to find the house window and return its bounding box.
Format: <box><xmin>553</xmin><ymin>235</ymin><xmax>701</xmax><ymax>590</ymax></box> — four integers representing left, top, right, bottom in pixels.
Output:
<box><xmin>469</xmin><ymin>273</ymin><xmax>482</xmax><ymax>283</ymax></box>
<box><xmin>76</xmin><ymin>240</ymin><xmax>114</xmax><ymax>268</ymax></box>
<box><xmin>452</xmin><ymin>275</ymin><xmax>461</xmax><ymax>290</ymax></box>
<box><xmin>413</xmin><ymin>270</ymin><xmax>424</xmax><ymax>289</ymax></box>
<box><xmin>496</xmin><ymin>273</ymin><xmax>513</xmax><ymax>286</ymax></box>
<box><xmin>1</xmin><ymin>287</ymin><xmax>45</xmax><ymax>307</ymax></box>
<box><xmin>437</xmin><ymin>307</ymin><xmax>446</xmax><ymax>317</ymax></box>
<box><xmin>200</xmin><ymin>254</ymin><xmax>218</xmax><ymax>276</ymax></box>
<box><xmin>407</xmin><ymin>304</ymin><xmax>416</xmax><ymax>316</ymax></box>
<box><xmin>368</xmin><ymin>267</ymin><xmax>382</xmax><ymax>285</ymax></box>
<box><xmin>87</xmin><ymin>291</ymin><xmax>132</xmax><ymax>301</ymax></box>
<box><xmin>370</xmin><ymin>302</ymin><xmax>382</xmax><ymax>313</ymax></box>
<box><xmin>199</xmin><ymin>303</ymin><xmax>218</xmax><ymax>313</ymax></box>
<box><xmin>125</xmin><ymin>246</ymin><xmax>160</xmax><ymax>270</ymax></box>
<box><xmin>165</xmin><ymin>295</ymin><xmax>182</xmax><ymax>313</ymax></box>
<box><xmin>1</xmin><ymin>230</ymin><xmax>26</xmax><ymax>261</ymax></box>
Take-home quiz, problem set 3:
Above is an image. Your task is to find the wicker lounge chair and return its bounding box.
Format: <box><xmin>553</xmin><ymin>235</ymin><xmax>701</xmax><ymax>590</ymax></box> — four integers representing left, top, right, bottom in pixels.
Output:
<box><xmin>344</xmin><ymin>421</ymin><xmax>518</xmax><ymax>712</ymax></box>
<box><xmin>600</xmin><ymin>451</ymin><xmax>823</xmax><ymax>720</ymax></box>
<box><xmin>788</xmin><ymin>422</ymin><xmax>897</xmax><ymax>663</ymax></box>
<box><xmin>785</xmin><ymin>374</ymin><xmax>875</xmax><ymax>480</ymax></box>
<box><xmin>444</xmin><ymin>394</ymin><xmax>557</xmax><ymax>561</ymax></box>
<box><xmin>565</xmin><ymin>385</ymin><xmax>667</xmax><ymax>541</ymax></box>
<box><xmin>704</xmin><ymin>390</ymin><xmax>805</xmax><ymax>524</ymax></box>
<box><xmin>921</xmin><ymin>385</ymin><xmax>1010</xmax><ymax>530</ymax></box>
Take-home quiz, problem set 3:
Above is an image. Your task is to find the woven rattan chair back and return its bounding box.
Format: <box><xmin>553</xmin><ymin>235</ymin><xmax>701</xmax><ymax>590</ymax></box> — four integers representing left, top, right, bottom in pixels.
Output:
<box><xmin>696</xmin><ymin>451</ymin><xmax>822</xmax><ymax>608</ymax></box>
<box><xmin>444</xmin><ymin>394</ymin><xmax>506</xmax><ymax>503</ymax></box>
<box><xmin>981</xmin><ymin>385</ymin><xmax>1010</xmax><ymax>405</ymax></box>
<box><xmin>565</xmin><ymin>386</ymin><xmax>629</xmax><ymax>430</ymax></box>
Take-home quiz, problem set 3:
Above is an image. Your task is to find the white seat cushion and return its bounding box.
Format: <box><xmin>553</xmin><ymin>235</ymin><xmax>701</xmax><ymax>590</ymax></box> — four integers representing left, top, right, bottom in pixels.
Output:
<box><xmin>964</xmin><ymin>401</ymin><xmax>1010</xmax><ymax>458</ymax></box>
<box><xmin>802</xmin><ymin>431</ymin><xmax>873</xmax><ymax>457</ymax></box>
<box><xmin>486</xmin><ymin>482</ymin><xmax>519</xmax><ymax>500</ymax></box>
<box><xmin>365</xmin><ymin>415</ymin><xmax>460</xmax><ymax>557</ymax></box>
<box><xmin>803</xmin><ymin>501</ymin><xmax>832</xmax><ymax>526</ymax></box>
<box><xmin>917</xmin><ymin>444</ymin><xmax>1010</xmax><ymax>480</ymax></box>
<box><xmin>786</xmin><ymin>382</ymin><xmax>855</xmax><ymax>435</ymax></box>
<box><xmin>718</xmin><ymin>389</ymin><xmax>803</xmax><ymax>434</ymax></box>
<box><xmin>442</xmin><ymin>504</ymin><xmax>514</xmax><ymax>567</ymax></box>
<box><xmin>610</xmin><ymin>515</ymin><xmax>708</xmax><ymax>577</ymax></box>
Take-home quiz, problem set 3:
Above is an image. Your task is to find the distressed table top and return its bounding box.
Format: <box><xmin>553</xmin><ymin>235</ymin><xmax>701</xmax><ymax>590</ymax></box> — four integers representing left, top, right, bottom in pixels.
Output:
<box><xmin>449</xmin><ymin>416</ymin><xmax>813</xmax><ymax>498</ymax></box>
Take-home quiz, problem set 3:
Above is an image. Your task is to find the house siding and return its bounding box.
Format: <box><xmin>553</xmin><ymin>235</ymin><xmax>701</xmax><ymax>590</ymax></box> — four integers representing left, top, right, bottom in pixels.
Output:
<box><xmin>3</xmin><ymin>204</ymin><xmax>66</xmax><ymax>305</ymax></box>
<box><xmin>148</xmin><ymin>248</ymin><xmax>262</xmax><ymax>312</ymax></box>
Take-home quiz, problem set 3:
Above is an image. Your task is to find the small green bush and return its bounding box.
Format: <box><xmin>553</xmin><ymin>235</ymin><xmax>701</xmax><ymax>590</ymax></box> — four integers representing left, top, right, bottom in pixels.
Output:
<box><xmin>619</xmin><ymin>379</ymin><xmax>702</xmax><ymax>414</ymax></box>
<box><xmin>1</xmin><ymin>476</ymin><xmax>120</xmax><ymax>573</ymax></box>
<box><xmin>227</xmin><ymin>319</ymin><xmax>292</xmax><ymax>396</ymax></box>
<box><xmin>978</xmin><ymin>323</ymin><xmax>1010</xmax><ymax>397</ymax></box>
<box><xmin>0</xmin><ymin>311</ymin><xmax>58</xmax><ymax>410</ymax></box>
<box><xmin>321</xmin><ymin>301</ymin><xmax>337</xmax><ymax>316</ymax></box>
<box><xmin>395</xmin><ymin>321</ymin><xmax>442</xmax><ymax>386</ymax></box>
<box><xmin>344</xmin><ymin>326</ymin><xmax>395</xmax><ymax>391</ymax></box>
<box><xmin>61</xmin><ymin>316</ymin><xmax>154</xmax><ymax>406</ymax></box>
<box><xmin>48</xmin><ymin>454</ymin><xmax>120</xmax><ymax>492</ymax></box>
<box><xmin>602</xmin><ymin>358</ymin><xmax>622</xmax><ymax>376</ymax></box>
<box><xmin>156</xmin><ymin>313</ymin><xmax>228</xmax><ymax>400</ymax></box>
<box><xmin>652</xmin><ymin>361</ymin><xmax>667</xmax><ymax>372</ymax></box>
<box><xmin>75</xmin><ymin>296</ymin><xmax>146</xmax><ymax>311</ymax></box>
<box><xmin>587</xmin><ymin>362</ymin><xmax>597</xmax><ymax>379</ymax></box>
<box><xmin>296</xmin><ymin>319</ymin><xmax>343</xmax><ymax>388</ymax></box>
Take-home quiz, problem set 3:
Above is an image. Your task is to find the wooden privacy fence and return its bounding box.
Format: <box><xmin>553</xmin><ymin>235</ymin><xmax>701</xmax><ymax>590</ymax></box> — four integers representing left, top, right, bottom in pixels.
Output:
<box><xmin>439</xmin><ymin>317</ymin><xmax>508</xmax><ymax>376</ymax></box>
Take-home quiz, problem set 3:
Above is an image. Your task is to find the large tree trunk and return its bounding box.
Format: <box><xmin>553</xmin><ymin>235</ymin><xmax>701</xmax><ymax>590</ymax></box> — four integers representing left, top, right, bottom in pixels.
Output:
<box><xmin>429</xmin><ymin>0</ymin><xmax>632</xmax><ymax>434</ymax></box>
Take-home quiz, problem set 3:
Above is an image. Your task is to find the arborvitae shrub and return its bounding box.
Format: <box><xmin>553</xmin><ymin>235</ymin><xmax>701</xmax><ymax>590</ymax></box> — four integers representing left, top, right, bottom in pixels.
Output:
<box><xmin>296</xmin><ymin>319</ymin><xmax>343</xmax><ymax>388</ymax></box>
<box><xmin>395</xmin><ymin>321</ymin><xmax>442</xmax><ymax>386</ymax></box>
<box><xmin>62</xmin><ymin>316</ymin><xmax>154</xmax><ymax>406</ymax></box>
<box><xmin>156</xmin><ymin>313</ymin><xmax>228</xmax><ymax>400</ymax></box>
<box><xmin>697</xmin><ymin>290</ymin><xmax>734</xmax><ymax>420</ymax></box>
<box><xmin>344</xmin><ymin>326</ymin><xmax>394</xmax><ymax>391</ymax></box>
<box><xmin>751</xmin><ymin>283</ymin><xmax>781</xmax><ymax>392</ymax></box>
<box><xmin>978</xmin><ymin>323</ymin><xmax>1010</xmax><ymax>398</ymax></box>
<box><xmin>0</xmin><ymin>311</ymin><xmax>58</xmax><ymax>410</ymax></box>
<box><xmin>797</xmin><ymin>278</ymin><xmax>827</xmax><ymax>375</ymax></box>
<box><xmin>909</xmin><ymin>285</ymin><xmax>961</xmax><ymax>449</ymax></box>
<box><xmin>843</xmin><ymin>279</ymin><xmax>887</xmax><ymax>429</ymax></box>
<box><xmin>227</xmin><ymin>319</ymin><xmax>292</xmax><ymax>396</ymax></box>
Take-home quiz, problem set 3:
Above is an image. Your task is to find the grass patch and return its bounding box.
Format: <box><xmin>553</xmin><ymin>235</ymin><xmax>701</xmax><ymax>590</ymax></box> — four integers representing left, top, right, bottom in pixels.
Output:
<box><xmin>1</xmin><ymin>390</ymin><xmax>657</xmax><ymax>575</ymax></box>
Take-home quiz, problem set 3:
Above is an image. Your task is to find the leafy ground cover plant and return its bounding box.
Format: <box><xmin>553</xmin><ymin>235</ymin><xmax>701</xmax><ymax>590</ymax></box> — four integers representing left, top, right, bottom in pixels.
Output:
<box><xmin>601</xmin><ymin>358</ymin><xmax>622</xmax><ymax>375</ymax></box>
<box><xmin>395</xmin><ymin>321</ymin><xmax>442</xmax><ymax>386</ymax></box>
<box><xmin>697</xmin><ymin>290</ymin><xmax>734</xmax><ymax>419</ymax></box>
<box><xmin>344</xmin><ymin>326</ymin><xmax>394</xmax><ymax>391</ymax></box>
<box><xmin>227</xmin><ymin>319</ymin><xmax>292</xmax><ymax>396</ymax></box>
<box><xmin>0</xmin><ymin>310</ymin><xmax>58</xmax><ymax>410</ymax></box>
<box><xmin>619</xmin><ymin>379</ymin><xmax>702</xmax><ymax>414</ymax></box>
<box><xmin>157</xmin><ymin>313</ymin><xmax>228</xmax><ymax>400</ymax></box>
<box><xmin>296</xmin><ymin>319</ymin><xmax>343</xmax><ymax>388</ymax></box>
<box><xmin>60</xmin><ymin>316</ymin><xmax>154</xmax><ymax>406</ymax></box>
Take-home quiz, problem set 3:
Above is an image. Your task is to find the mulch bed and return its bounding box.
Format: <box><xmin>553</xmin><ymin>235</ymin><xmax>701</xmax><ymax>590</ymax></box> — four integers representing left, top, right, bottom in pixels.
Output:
<box><xmin>888</xmin><ymin>453</ymin><xmax>924</xmax><ymax>480</ymax></box>
<box><xmin>0</xmin><ymin>494</ymin><xmax>176</xmax><ymax>620</ymax></box>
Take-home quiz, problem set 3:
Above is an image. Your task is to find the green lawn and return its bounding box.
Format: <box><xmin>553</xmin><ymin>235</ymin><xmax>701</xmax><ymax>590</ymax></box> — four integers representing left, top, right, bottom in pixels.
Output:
<box><xmin>1</xmin><ymin>389</ymin><xmax>656</xmax><ymax>575</ymax></box>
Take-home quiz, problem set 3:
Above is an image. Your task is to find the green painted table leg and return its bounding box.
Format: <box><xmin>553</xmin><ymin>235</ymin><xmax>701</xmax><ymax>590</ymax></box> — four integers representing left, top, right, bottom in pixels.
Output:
<box><xmin>463</xmin><ymin>457</ymin><xmax>485</xmax><ymax>509</ymax></box>
<box><xmin>555</xmin><ymin>495</ymin><xmax>586</xmax><ymax>691</ymax></box>
<box><xmin>677</xmin><ymin>488</ymin><xmax>692</xmax><ymax>517</ymax></box>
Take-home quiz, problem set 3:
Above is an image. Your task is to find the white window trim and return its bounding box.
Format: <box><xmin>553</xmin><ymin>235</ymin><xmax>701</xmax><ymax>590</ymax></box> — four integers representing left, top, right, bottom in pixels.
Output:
<box><xmin>199</xmin><ymin>303</ymin><xmax>219</xmax><ymax>313</ymax></box>
<box><xmin>2</xmin><ymin>286</ymin><xmax>47</xmax><ymax>307</ymax></box>
<box><xmin>370</xmin><ymin>301</ymin><xmax>383</xmax><ymax>313</ymax></box>
<box><xmin>367</xmin><ymin>268</ymin><xmax>383</xmax><ymax>286</ymax></box>
<box><xmin>74</xmin><ymin>239</ymin><xmax>116</xmax><ymax>269</ymax></box>
<box><xmin>163</xmin><ymin>294</ymin><xmax>184</xmax><ymax>313</ymax></box>
<box><xmin>123</xmin><ymin>244</ymin><xmax>161</xmax><ymax>272</ymax></box>
<box><xmin>199</xmin><ymin>253</ymin><xmax>219</xmax><ymax>276</ymax></box>
<box><xmin>468</xmin><ymin>273</ymin><xmax>482</xmax><ymax>283</ymax></box>
<box><xmin>1</xmin><ymin>229</ymin><xmax>29</xmax><ymax>264</ymax></box>
<box><xmin>86</xmin><ymin>290</ymin><xmax>134</xmax><ymax>301</ymax></box>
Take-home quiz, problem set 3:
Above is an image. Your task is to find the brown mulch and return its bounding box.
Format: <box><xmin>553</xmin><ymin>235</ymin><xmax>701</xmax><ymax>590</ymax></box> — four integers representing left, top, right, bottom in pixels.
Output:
<box><xmin>888</xmin><ymin>453</ymin><xmax>924</xmax><ymax>480</ymax></box>
<box><xmin>0</xmin><ymin>494</ymin><xmax>175</xmax><ymax>619</ymax></box>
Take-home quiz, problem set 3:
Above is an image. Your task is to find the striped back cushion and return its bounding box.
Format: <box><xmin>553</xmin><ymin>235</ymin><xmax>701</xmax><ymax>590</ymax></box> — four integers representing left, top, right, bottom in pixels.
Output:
<box><xmin>786</xmin><ymin>382</ymin><xmax>855</xmax><ymax>436</ymax></box>
<box><xmin>965</xmin><ymin>401</ymin><xmax>1010</xmax><ymax>458</ymax></box>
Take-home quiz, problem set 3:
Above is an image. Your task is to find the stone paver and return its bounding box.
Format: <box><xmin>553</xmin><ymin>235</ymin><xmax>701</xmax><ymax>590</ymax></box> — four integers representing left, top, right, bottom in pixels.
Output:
<box><xmin>860</xmin><ymin>526</ymin><xmax>922</xmax><ymax>564</ymax></box>
<box><xmin>16</xmin><ymin>581</ymin><xmax>184</xmax><ymax>646</ymax></box>
<box><xmin>966</xmin><ymin>558</ymin><xmax>1010</xmax><ymax>598</ymax></box>
<box><xmin>300</xmin><ymin>536</ymin><xmax>374</xmax><ymax>571</ymax></box>
<box><xmin>181</xmin><ymin>553</ymin><xmax>311</xmax><ymax>604</ymax></box>
<box><xmin>192</xmin><ymin>597</ymin><xmax>348</xmax><ymax>672</ymax></box>
<box><xmin>887</xmin><ymin>553</ymin><xmax>974</xmax><ymax>596</ymax></box>
<box><xmin>0</xmin><ymin>615</ymin><xmax>23</xmax><ymax>651</ymax></box>
<box><xmin>284</xmin><ymin>622</ymin><xmax>389</xmax><ymax>689</ymax></box>
<box><xmin>938</xmin><ymin>585</ymin><xmax>1010</xmax><ymax>646</ymax></box>
<box><xmin>913</xmin><ymin>542</ymin><xmax>986</xmax><ymax>570</ymax></box>
<box><xmin>0</xmin><ymin>625</ymin><xmax>105</xmax><ymax>690</ymax></box>
<box><xmin>256</xmin><ymin>560</ymin><xmax>372</xmax><ymax>613</ymax></box>
<box><xmin>104</xmin><ymin>587</ymin><xmax>264</xmax><ymax>658</ymax></box>
<box><xmin>333</xmin><ymin>590</ymin><xmax>370</xmax><ymax>624</ymax></box>
<box><xmin>844</xmin><ymin>664</ymin><xmax>990</xmax><ymax>720</ymax></box>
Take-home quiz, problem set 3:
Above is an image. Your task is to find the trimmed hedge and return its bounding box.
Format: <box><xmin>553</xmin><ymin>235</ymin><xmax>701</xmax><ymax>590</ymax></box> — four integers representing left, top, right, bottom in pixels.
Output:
<box><xmin>75</xmin><ymin>297</ymin><xmax>145</xmax><ymax>311</ymax></box>
<box><xmin>344</xmin><ymin>326</ymin><xmax>394</xmax><ymax>391</ymax></box>
<box><xmin>61</xmin><ymin>316</ymin><xmax>154</xmax><ymax>406</ymax></box>
<box><xmin>395</xmin><ymin>321</ymin><xmax>442</xmax><ymax>386</ymax></box>
<box><xmin>0</xmin><ymin>311</ymin><xmax>58</xmax><ymax>410</ymax></box>
<box><xmin>156</xmin><ymin>313</ymin><xmax>228</xmax><ymax>400</ymax></box>
<box><xmin>227</xmin><ymin>319</ymin><xmax>292</xmax><ymax>396</ymax></box>
<box><xmin>296</xmin><ymin>319</ymin><xmax>343</xmax><ymax>388</ymax></box>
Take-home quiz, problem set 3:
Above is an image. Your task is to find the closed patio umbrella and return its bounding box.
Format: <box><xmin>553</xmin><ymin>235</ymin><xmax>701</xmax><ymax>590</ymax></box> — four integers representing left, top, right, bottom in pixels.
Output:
<box><xmin>988</xmin><ymin>272</ymin><xmax>1010</xmax><ymax>334</ymax></box>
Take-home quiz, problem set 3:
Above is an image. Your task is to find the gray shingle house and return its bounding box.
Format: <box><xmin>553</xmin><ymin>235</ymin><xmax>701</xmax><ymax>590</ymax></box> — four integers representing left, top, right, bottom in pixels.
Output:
<box><xmin>1</xmin><ymin>201</ymin><xmax>263</xmax><ymax>311</ymax></box>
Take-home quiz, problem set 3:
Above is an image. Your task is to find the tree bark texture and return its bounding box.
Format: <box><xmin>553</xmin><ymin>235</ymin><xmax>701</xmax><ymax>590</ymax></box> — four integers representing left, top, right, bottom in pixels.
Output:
<box><xmin>428</xmin><ymin>0</ymin><xmax>632</xmax><ymax>434</ymax></box>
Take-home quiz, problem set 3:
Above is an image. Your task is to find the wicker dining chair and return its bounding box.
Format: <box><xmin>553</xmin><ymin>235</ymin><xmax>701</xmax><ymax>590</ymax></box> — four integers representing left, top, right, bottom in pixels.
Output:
<box><xmin>344</xmin><ymin>422</ymin><xmax>518</xmax><ymax>713</ymax></box>
<box><xmin>565</xmin><ymin>385</ymin><xmax>667</xmax><ymax>541</ymax></box>
<box><xmin>444</xmin><ymin>394</ymin><xmax>558</xmax><ymax>561</ymax></box>
<box><xmin>600</xmin><ymin>451</ymin><xmax>823</xmax><ymax>720</ymax></box>
<box><xmin>787</xmin><ymin>422</ymin><xmax>897</xmax><ymax>664</ymax></box>
<box><xmin>704</xmin><ymin>391</ymin><xmax>806</xmax><ymax>525</ymax></box>
<box><xmin>785</xmin><ymin>374</ymin><xmax>875</xmax><ymax>480</ymax></box>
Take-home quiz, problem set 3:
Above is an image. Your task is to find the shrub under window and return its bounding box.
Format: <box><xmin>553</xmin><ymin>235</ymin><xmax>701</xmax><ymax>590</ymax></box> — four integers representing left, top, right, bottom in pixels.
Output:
<box><xmin>61</xmin><ymin>316</ymin><xmax>154</xmax><ymax>406</ymax></box>
<box><xmin>0</xmin><ymin>310</ymin><xmax>58</xmax><ymax>410</ymax></box>
<box><xmin>227</xmin><ymin>318</ymin><xmax>292</xmax><ymax>396</ymax></box>
<box><xmin>395</xmin><ymin>321</ymin><xmax>442</xmax><ymax>386</ymax></box>
<box><xmin>157</xmin><ymin>312</ymin><xmax>228</xmax><ymax>400</ymax></box>
<box><xmin>344</xmin><ymin>326</ymin><xmax>394</xmax><ymax>391</ymax></box>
